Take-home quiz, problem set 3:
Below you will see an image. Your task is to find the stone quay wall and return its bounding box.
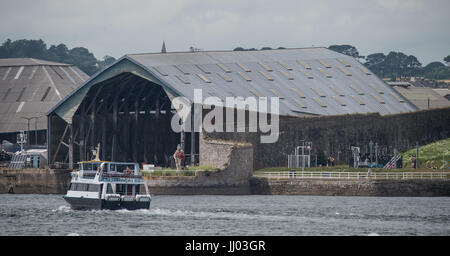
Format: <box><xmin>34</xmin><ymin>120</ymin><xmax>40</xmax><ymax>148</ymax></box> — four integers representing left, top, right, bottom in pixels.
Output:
<box><xmin>250</xmin><ymin>177</ymin><xmax>450</xmax><ymax>196</ymax></box>
<box><xmin>0</xmin><ymin>168</ymin><xmax>71</xmax><ymax>194</ymax></box>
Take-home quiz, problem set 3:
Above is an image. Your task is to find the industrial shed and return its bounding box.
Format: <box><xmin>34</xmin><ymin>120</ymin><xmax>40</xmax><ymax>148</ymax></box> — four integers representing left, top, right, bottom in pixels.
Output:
<box><xmin>392</xmin><ymin>86</ymin><xmax>450</xmax><ymax>110</ymax></box>
<box><xmin>0</xmin><ymin>58</ymin><xmax>88</xmax><ymax>146</ymax></box>
<box><xmin>46</xmin><ymin>47</ymin><xmax>417</xmax><ymax>167</ymax></box>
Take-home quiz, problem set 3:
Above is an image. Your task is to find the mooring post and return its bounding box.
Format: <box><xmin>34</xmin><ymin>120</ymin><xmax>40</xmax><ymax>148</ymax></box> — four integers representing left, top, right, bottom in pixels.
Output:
<box><xmin>68</xmin><ymin>123</ymin><xmax>73</xmax><ymax>170</ymax></box>
<box><xmin>416</xmin><ymin>141</ymin><xmax>419</xmax><ymax>169</ymax></box>
<box><xmin>190</xmin><ymin>103</ymin><xmax>195</xmax><ymax>166</ymax></box>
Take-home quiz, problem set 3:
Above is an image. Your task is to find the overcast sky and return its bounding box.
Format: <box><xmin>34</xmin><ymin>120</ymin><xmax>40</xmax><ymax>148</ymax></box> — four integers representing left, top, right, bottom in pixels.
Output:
<box><xmin>0</xmin><ymin>0</ymin><xmax>449</xmax><ymax>65</ymax></box>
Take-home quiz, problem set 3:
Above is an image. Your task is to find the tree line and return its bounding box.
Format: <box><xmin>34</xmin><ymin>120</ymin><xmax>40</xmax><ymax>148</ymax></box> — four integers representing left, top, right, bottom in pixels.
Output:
<box><xmin>1</xmin><ymin>39</ymin><xmax>448</xmax><ymax>80</ymax></box>
<box><xmin>327</xmin><ymin>45</ymin><xmax>449</xmax><ymax>80</ymax></box>
<box><xmin>233</xmin><ymin>45</ymin><xmax>450</xmax><ymax>80</ymax></box>
<box><xmin>0</xmin><ymin>39</ymin><xmax>116</xmax><ymax>75</ymax></box>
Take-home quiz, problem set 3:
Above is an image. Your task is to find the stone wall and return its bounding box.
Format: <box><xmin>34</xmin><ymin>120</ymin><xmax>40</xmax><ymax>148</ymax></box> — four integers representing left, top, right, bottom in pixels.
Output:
<box><xmin>0</xmin><ymin>169</ymin><xmax>71</xmax><ymax>194</ymax></box>
<box><xmin>250</xmin><ymin>177</ymin><xmax>450</xmax><ymax>196</ymax></box>
<box><xmin>205</xmin><ymin>107</ymin><xmax>450</xmax><ymax>169</ymax></box>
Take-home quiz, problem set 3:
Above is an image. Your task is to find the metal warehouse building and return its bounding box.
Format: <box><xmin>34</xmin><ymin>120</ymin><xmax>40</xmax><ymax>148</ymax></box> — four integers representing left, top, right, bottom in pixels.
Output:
<box><xmin>46</xmin><ymin>47</ymin><xmax>417</xmax><ymax>167</ymax></box>
<box><xmin>0</xmin><ymin>58</ymin><xmax>88</xmax><ymax>146</ymax></box>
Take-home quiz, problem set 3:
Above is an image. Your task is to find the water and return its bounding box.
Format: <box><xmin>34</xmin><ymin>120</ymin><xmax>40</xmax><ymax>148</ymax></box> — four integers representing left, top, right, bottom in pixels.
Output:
<box><xmin>0</xmin><ymin>194</ymin><xmax>449</xmax><ymax>236</ymax></box>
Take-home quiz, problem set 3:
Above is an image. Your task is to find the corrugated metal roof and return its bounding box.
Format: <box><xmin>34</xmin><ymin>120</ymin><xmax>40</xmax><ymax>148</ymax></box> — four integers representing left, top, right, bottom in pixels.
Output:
<box><xmin>0</xmin><ymin>58</ymin><xmax>71</xmax><ymax>67</ymax></box>
<box><xmin>393</xmin><ymin>86</ymin><xmax>450</xmax><ymax>110</ymax></box>
<box><xmin>0</xmin><ymin>58</ymin><xmax>88</xmax><ymax>133</ymax></box>
<box><xmin>48</xmin><ymin>48</ymin><xmax>418</xmax><ymax>122</ymax></box>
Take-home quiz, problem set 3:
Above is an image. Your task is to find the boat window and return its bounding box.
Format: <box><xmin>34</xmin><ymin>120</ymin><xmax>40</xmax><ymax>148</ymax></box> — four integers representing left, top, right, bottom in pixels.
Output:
<box><xmin>116</xmin><ymin>184</ymin><xmax>124</xmax><ymax>195</ymax></box>
<box><xmin>135</xmin><ymin>185</ymin><xmax>141</xmax><ymax>195</ymax></box>
<box><xmin>87</xmin><ymin>184</ymin><xmax>99</xmax><ymax>192</ymax></box>
<box><xmin>106</xmin><ymin>183</ymin><xmax>114</xmax><ymax>194</ymax></box>
<box><xmin>79</xmin><ymin>183</ymin><xmax>88</xmax><ymax>191</ymax></box>
<box><xmin>71</xmin><ymin>183</ymin><xmax>90</xmax><ymax>191</ymax></box>
<box><xmin>82</xmin><ymin>163</ymin><xmax>100</xmax><ymax>171</ymax></box>
<box><xmin>116</xmin><ymin>164</ymin><xmax>135</xmax><ymax>173</ymax></box>
<box><xmin>127</xmin><ymin>184</ymin><xmax>133</xmax><ymax>196</ymax></box>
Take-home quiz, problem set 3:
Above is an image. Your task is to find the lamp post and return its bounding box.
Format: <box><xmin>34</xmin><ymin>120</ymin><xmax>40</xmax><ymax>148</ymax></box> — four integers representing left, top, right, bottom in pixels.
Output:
<box><xmin>21</xmin><ymin>117</ymin><xmax>32</xmax><ymax>147</ymax></box>
<box><xmin>375</xmin><ymin>143</ymin><xmax>379</xmax><ymax>168</ymax></box>
<box><xmin>21</xmin><ymin>116</ymin><xmax>40</xmax><ymax>146</ymax></box>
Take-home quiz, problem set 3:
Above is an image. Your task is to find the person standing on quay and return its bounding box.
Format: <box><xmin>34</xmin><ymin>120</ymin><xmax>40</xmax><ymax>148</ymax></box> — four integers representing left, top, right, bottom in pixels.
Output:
<box><xmin>174</xmin><ymin>146</ymin><xmax>182</xmax><ymax>172</ymax></box>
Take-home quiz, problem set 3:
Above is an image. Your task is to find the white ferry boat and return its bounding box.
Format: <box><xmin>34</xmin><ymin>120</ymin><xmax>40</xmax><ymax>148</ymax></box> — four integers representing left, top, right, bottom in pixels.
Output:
<box><xmin>63</xmin><ymin>160</ymin><xmax>151</xmax><ymax>210</ymax></box>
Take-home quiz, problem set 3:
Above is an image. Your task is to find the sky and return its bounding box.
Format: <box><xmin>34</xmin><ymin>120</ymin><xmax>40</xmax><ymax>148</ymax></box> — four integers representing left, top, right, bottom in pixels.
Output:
<box><xmin>0</xmin><ymin>0</ymin><xmax>449</xmax><ymax>65</ymax></box>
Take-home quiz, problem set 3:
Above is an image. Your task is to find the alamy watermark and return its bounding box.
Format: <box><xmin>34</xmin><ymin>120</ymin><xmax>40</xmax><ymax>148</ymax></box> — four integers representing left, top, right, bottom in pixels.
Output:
<box><xmin>171</xmin><ymin>89</ymin><xmax>280</xmax><ymax>143</ymax></box>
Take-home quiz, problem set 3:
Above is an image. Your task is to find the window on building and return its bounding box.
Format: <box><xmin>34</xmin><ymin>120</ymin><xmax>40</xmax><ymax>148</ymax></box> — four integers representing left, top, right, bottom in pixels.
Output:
<box><xmin>175</xmin><ymin>75</ymin><xmax>191</xmax><ymax>84</ymax></box>
<box><xmin>217</xmin><ymin>63</ymin><xmax>231</xmax><ymax>73</ymax></box>
<box><xmin>239</xmin><ymin>72</ymin><xmax>252</xmax><ymax>81</ymax></box>
<box><xmin>319</xmin><ymin>59</ymin><xmax>331</xmax><ymax>68</ymax></box>
<box><xmin>197</xmin><ymin>74</ymin><xmax>212</xmax><ymax>83</ymax></box>
<box><xmin>259</xmin><ymin>71</ymin><xmax>273</xmax><ymax>81</ymax></box>
<box><xmin>338</xmin><ymin>58</ymin><xmax>351</xmax><ymax>67</ymax></box>
<box><xmin>292</xmin><ymin>88</ymin><xmax>306</xmax><ymax>98</ymax></box>
<box><xmin>238</xmin><ymin>63</ymin><xmax>251</xmax><ymax>72</ymax></box>
<box><xmin>258</xmin><ymin>62</ymin><xmax>273</xmax><ymax>72</ymax></box>
<box><xmin>153</xmin><ymin>66</ymin><xmax>168</xmax><ymax>76</ymax></box>
<box><xmin>313</xmin><ymin>97</ymin><xmax>327</xmax><ymax>107</ymax></box>
<box><xmin>195</xmin><ymin>64</ymin><xmax>211</xmax><ymax>74</ymax></box>
<box><xmin>297</xmin><ymin>60</ymin><xmax>311</xmax><ymax>69</ymax></box>
<box><xmin>218</xmin><ymin>73</ymin><xmax>232</xmax><ymax>82</ymax></box>
<box><xmin>279</xmin><ymin>61</ymin><xmax>293</xmax><ymax>70</ymax></box>
<box><xmin>280</xmin><ymin>70</ymin><xmax>294</xmax><ymax>80</ymax></box>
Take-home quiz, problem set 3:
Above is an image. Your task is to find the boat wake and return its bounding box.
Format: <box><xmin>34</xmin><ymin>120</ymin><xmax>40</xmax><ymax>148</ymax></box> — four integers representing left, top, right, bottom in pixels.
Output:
<box><xmin>53</xmin><ymin>205</ymin><xmax>72</xmax><ymax>213</ymax></box>
<box><xmin>115</xmin><ymin>207</ymin><xmax>302</xmax><ymax>222</ymax></box>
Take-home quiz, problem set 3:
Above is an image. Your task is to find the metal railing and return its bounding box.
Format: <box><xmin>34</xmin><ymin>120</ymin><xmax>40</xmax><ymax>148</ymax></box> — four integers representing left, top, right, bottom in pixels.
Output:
<box><xmin>255</xmin><ymin>171</ymin><xmax>450</xmax><ymax>180</ymax></box>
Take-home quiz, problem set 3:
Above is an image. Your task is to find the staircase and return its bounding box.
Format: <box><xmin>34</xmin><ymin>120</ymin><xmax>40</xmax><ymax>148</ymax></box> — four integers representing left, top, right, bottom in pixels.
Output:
<box><xmin>384</xmin><ymin>155</ymin><xmax>401</xmax><ymax>169</ymax></box>
<box><xmin>8</xmin><ymin>154</ymin><xmax>27</xmax><ymax>169</ymax></box>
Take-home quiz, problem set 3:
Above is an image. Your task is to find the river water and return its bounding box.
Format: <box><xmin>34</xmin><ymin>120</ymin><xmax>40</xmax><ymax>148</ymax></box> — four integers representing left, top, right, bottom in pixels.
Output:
<box><xmin>0</xmin><ymin>194</ymin><xmax>449</xmax><ymax>236</ymax></box>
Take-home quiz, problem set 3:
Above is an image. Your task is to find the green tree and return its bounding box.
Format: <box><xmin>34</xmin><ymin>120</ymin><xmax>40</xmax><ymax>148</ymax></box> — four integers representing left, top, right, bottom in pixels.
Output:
<box><xmin>0</xmin><ymin>39</ymin><xmax>50</xmax><ymax>59</ymax></box>
<box><xmin>66</xmin><ymin>47</ymin><xmax>99</xmax><ymax>75</ymax></box>
<box><xmin>48</xmin><ymin>44</ymin><xmax>70</xmax><ymax>62</ymax></box>
<box><xmin>444</xmin><ymin>55</ymin><xmax>450</xmax><ymax>65</ymax></box>
<box><xmin>328</xmin><ymin>44</ymin><xmax>363</xmax><ymax>59</ymax></box>
<box><xmin>98</xmin><ymin>55</ymin><xmax>116</xmax><ymax>69</ymax></box>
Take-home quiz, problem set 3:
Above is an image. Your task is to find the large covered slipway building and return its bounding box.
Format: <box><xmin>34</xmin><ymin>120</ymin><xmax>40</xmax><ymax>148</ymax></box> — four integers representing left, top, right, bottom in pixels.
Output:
<box><xmin>46</xmin><ymin>47</ymin><xmax>417</xmax><ymax>167</ymax></box>
<box><xmin>0</xmin><ymin>58</ymin><xmax>88</xmax><ymax>146</ymax></box>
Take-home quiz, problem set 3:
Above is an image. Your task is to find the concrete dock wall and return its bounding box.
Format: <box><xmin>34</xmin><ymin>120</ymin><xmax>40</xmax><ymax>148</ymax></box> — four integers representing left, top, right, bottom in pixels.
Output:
<box><xmin>250</xmin><ymin>177</ymin><xmax>450</xmax><ymax>196</ymax></box>
<box><xmin>1</xmin><ymin>168</ymin><xmax>449</xmax><ymax>196</ymax></box>
<box><xmin>0</xmin><ymin>169</ymin><xmax>71</xmax><ymax>194</ymax></box>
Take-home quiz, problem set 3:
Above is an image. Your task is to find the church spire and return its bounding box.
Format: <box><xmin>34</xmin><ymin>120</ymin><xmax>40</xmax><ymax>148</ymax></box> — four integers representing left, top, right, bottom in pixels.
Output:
<box><xmin>161</xmin><ymin>41</ymin><xmax>167</xmax><ymax>53</ymax></box>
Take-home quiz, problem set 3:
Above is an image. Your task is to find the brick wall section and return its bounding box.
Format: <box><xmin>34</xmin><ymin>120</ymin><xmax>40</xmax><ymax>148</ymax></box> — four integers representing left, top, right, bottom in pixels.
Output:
<box><xmin>199</xmin><ymin>133</ymin><xmax>253</xmax><ymax>185</ymax></box>
<box><xmin>205</xmin><ymin>107</ymin><xmax>450</xmax><ymax>169</ymax></box>
<box><xmin>250</xmin><ymin>177</ymin><xmax>450</xmax><ymax>196</ymax></box>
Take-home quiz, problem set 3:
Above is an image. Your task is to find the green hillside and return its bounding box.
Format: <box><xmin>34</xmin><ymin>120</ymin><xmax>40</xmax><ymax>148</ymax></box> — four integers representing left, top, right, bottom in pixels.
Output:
<box><xmin>400</xmin><ymin>138</ymin><xmax>450</xmax><ymax>170</ymax></box>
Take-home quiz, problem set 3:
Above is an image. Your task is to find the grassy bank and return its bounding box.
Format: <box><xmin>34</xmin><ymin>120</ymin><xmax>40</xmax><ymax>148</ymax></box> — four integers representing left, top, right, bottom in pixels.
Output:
<box><xmin>142</xmin><ymin>165</ymin><xmax>220</xmax><ymax>177</ymax></box>
<box><xmin>400</xmin><ymin>138</ymin><xmax>450</xmax><ymax>170</ymax></box>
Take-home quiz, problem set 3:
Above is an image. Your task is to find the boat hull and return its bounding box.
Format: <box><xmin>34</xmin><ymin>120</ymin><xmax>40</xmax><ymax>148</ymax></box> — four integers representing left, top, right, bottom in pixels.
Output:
<box><xmin>63</xmin><ymin>196</ymin><xmax>150</xmax><ymax>210</ymax></box>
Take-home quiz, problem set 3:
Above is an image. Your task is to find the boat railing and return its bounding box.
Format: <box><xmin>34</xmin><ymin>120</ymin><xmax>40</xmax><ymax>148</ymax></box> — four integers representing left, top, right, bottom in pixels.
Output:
<box><xmin>100</xmin><ymin>173</ymin><xmax>143</xmax><ymax>183</ymax></box>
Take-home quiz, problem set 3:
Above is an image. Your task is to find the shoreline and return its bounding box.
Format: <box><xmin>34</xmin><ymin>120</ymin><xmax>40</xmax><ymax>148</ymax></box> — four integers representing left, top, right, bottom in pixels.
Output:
<box><xmin>1</xmin><ymin>168</ymin><xmax>449</xmax><ymax>196</ymax></box>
